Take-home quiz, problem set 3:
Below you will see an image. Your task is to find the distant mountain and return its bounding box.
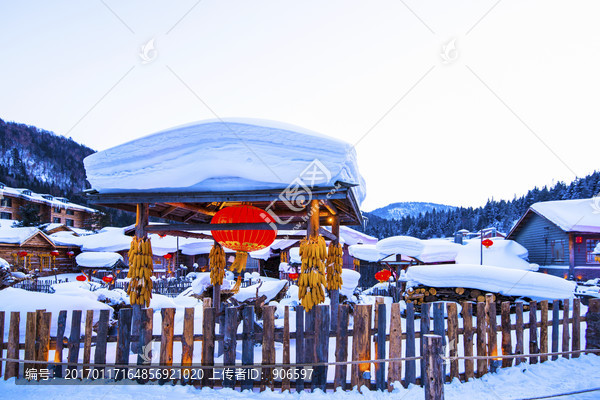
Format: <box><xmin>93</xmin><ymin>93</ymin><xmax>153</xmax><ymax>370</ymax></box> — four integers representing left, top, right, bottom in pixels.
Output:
<box><xmin>368</xmin><ymin>202</ymin><xmax>456</xmax><ymax>220</ymax></box>
<box><xmin>0</xmin><ymin>118</ymin><xmax>134</xmax><ymax>226</ymax></box>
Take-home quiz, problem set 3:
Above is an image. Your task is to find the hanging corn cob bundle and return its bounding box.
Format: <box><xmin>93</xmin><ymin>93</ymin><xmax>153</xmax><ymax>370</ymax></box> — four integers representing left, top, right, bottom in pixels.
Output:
<box><xmin>229</xmin><ymin>251</ymin><xmax>248</xmax><ymax>274</ymax></box>
<box><xmin>298</xmin><ymin>235</ymin><xmax>327</xmax><ymax>311</ymax></box>
<box><xmin>353</xmin><ymin>257</ymin><xmax>360</xmax><ymax>268</ymax></box>
<box><xmin>280</xmin><ymin>251</ymin><xmax>288</xmax><ymax>263</ymax></box>
<box><xmin>127</xmin><ymin>236</ymin><xmax>153</xmax><ymax>307</ymax></box>
<box><xmin>209</xmin><ymin>243</ymin><xmax>226</xmax><ymax>285</ymax></box>
<box><xmin>326</xmin><ymin>242</ymin><xmax>343</xmax><ymax>290</ymax></box>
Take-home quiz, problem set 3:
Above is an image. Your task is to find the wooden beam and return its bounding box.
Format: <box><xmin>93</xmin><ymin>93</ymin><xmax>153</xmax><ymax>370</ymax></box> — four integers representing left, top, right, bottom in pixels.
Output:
<box><xmin>318</xmin><ymin>227</ymin><xmax>337</xmax><ymax>241</ymax></box>
<box><xmin>183</xmin><ymin>212</ymin><xmax>198</xmax><ymax>223</ymax></box>
<box><xmin>166</xmin><ymin>202</ymin><xmax>217</xmax><ymax>216</ymax></box>
<box><xmin>150</xmin><ymin>230</ymin><xmax>212</xmax><ymax>240</ymax></box>
<box><xmin>322</xmin><ymin>200</ymin><xmax>338</xmax><ymax>216</ymax></box>
<box><xmin>158</xmin><ymin>205</ymin><xmax>178</xmax><ymax>218</ymax></box>
<box><xmin>146</xmin><ymin>222</ymin><xmax>295</xmax><ymax>232</ymax></box>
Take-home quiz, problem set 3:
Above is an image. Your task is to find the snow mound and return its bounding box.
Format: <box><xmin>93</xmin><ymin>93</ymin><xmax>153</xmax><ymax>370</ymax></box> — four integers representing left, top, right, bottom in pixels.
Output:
<box><xmin>418</xmin><ymin>239</ymin><xmax>461</xmax><ymax>263</ymax></box>
<box><xmin>406</xmin><ymin>264</ymin><xmax>575</xmax><ymax>300</ymax></box>
<box><xmin>84</xmin><ymin>118</ymin><xmax>365</xmax><ymax>204</ymax></box>
<box><xmin>376</xmin><ymin>236</ymin><xmax>424</xmax><ymax>257</ymax></box>
<box><xmin>348</xmin><ymin>244</ymin><xmax>383</xmax><ymax>262</ymax></box>
<box><xmin>289</xmin><ymin>247</ymin><xmax>301</xmax><ymax>264</ymax></box>
<box><xmin>76</xmin><ymin>252</ymin><xmax>123</xmax><ymax>268</ymax></box>
<box><xmin>456</xmin><ymin>239</ymin><xmax>536</xmax><ymax>271</ymax></box>
<box><xmin>340</xmin><ymin>269</ymin><xmax>360</xmax><ymax>297</ymax></box>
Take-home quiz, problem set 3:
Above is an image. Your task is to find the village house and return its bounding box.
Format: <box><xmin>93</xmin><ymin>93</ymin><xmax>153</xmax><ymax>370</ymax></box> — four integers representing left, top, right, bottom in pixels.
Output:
<box><xmin>0</xmin><ymin>182</ymin><xmax>97</xmax><ymax>228</ymax></box>
<box><xmin>506</xmin><ymin>198</ymin><xmax>600</xmax><ymax>280</ymax></box>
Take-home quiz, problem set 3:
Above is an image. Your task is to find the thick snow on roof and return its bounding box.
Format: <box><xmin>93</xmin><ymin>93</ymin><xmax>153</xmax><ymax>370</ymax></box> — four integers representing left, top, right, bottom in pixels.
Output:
<box><xmin>80</xmin><ymin>229</ymin><xmax>131</xmax><ymax>252</ymax></box>
<box><xmin>76</xmin><ymin>252</ymin><xmax>123</xmax><ymax>268</ymax></box>
<box><xmin>417</xmin><ymin>239</ymin><xmax>461</xmax><ymax>263</ymax></box>
<box><xmin>84</xmin><ymin>118</ymin><xmax>365</xmax><ymax>204</ymax></box>
<box><xmin>0</xmin><ymin>185</ymin><xmax>96</xmax><ymax>213</ymax></box>
<box><xmin>0</xmin><ymin>227</ymin><xmax>41</xmax><ymax>245</ymax></box>
<box><xmin>348</xmin><ymin>244</ymin><xmax>384</xmax><ymax>262</ymax></box>
<box><xmin>530</xmin><ymin>198</ymin><xmax>600</xmax><ymax>233</ymax></box>
<box><xmin>456</xmin><ymin>238</ymin><xmax>535</xmax><ymax>271</ymax></box>
<box><xmin>48</xmin><ymin>231</ymin><xmax>83</xmax><ymax>247</ymax></box>
<box><xmin>376</xmin><ymin>236</ymin><xmax>424</xmax><ymax>257</ymax></box>
<box><xmin>406</xmin><ymin>264</ymin><xmax>575</xmax><ymax>300</ymax></box>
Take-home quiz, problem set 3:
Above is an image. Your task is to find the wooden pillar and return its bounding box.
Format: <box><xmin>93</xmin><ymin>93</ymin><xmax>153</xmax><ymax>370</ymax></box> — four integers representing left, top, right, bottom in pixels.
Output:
<box><xmin>213</xmin><ymin>240</ymin><xmax>222</xmax><ymax>313</ymax></box>
<box><xmin>307</xmin><ymin>199</ymin><xmax>320</xmax><ymax>239</ymax></box>
<box><xmin>424</xmin><ymin>334</ymin><xmax>445</xmax><ymax>400</ymax></box>
<box><xmin>568</xmin><ymin>234</ymin><xmax>575</xmax><ymax>280</ymax></box>
<box><xmin>585</xmin><ymin>298</ymin><xmax>600</xmax><ymax>350</ymax></box>
<box><xmin>131</xmin><ymin>203</ymin><xmax>148</xmax><ymax>353</ymax></box>
<box><xmin>330</xmin><ymin>214</ymin><xmax>340</xmax><ymax>331</ymax></box>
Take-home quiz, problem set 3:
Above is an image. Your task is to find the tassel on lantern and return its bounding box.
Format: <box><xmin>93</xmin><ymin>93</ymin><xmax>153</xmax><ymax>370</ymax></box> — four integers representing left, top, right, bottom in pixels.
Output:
<box><xmin>231</xmin><ymin>275</ymin><xmax>242</xmax><ymax>293</ymax></box>
<box><xmin>230</xmin><ymin>251</ymin><xmax>248</xmax><ymax>273</ymax></box>
<box><xmin>209</xmin><ymin>243</ymin><xmax>226</xmax><ymax>285</ymax></box>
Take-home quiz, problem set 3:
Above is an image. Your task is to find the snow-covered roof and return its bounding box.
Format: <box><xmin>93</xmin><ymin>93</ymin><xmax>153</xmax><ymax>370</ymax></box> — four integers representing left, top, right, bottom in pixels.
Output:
<box><xmin>48</xmin><ymin>231</ymin><xmax>84</xmax><ymax>247</ymax></box>
<box><xmin>75</xmin><ymin>252</ymin><xmax>124</xmax><ymax>268</ymax></box>
<box><xmin>455</xmin><ymin>238</ymin><xmax>535</xmax><ymax>271</ymax></box>
<box><xmin>79</xmin><ymin>229</ymin><xmax>131</xmax><ymax>252</ymax></box>
<box><xmin>83</xmin><ymin>118</ymin><xmax>365</xmax><ymax>205</ymax></box>
<box><xmin>406</xmin><ymin>264</ymin><xmax>575</xmax><ymax>300</ymax></box>
<box><xmin>528</xmin><ymin>198</ymin><xmax>600</xmax><ymax>233</ymax></box>
<box><xmin>0</xmin><ymin>184</ymin><xmax>97</xmax><ymax>213</ymax></box>
<box><xmin>0</xmin><ymin>227</ymin><xmax>46</xmax><ymax>245</ymax></box>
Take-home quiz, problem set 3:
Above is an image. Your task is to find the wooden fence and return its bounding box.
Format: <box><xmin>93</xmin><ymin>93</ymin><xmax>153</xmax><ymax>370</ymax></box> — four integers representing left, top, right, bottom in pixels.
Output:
<box><xmin>1</xmin><ymin>296</ymin><xmax>598</xmax><ymax>391</ymax></box>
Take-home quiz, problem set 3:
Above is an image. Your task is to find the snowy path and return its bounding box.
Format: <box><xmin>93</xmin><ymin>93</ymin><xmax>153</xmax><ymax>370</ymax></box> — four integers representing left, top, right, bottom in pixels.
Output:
<box><xmin>1</xmin><ymin>355</ymin><xmax>599</xmax><ymax>400</ymax></box>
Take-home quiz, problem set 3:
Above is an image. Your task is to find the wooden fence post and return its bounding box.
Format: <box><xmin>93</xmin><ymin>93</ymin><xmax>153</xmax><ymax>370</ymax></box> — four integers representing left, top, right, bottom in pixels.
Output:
<box><xmin>572</xmin><ymin>299</ymin><xmax>581</xmax><ymax>357</ymax></box>
<box><xmin>420</xmin><ymin>302</ymin><xmax>431</xmax><ymax>384</ymax></box>
<box><xmin>24</xmin><ymin>312</ymin><xmax>37</xmax><ymax>375</ymax></box>
<box><xmin>54</xmin><ymin>310</ymin><xmax>67</xmax><ymax>378</ymax></box>
<box><xmin>160</xmin><ymin>308</ymin><xmax>175</xmax><ymax>384</ymax></box>
<box><xmin>315</xmin><ymin>305</ymin><xmax>330</xmax><ymax>391</ymax></box>
<box><xmin>261</xmin><ymin>306</ymin><xmax>276</xmax><ymax>391</ymax></box>
<box><xmin>500</xmin><ymin>302</ymin><xmax>512</xmax><ymax>368</ymax></box>
<box><xmin>334</xmin><ymin>304</ymin><xmax>350</xmax><ymax>390</ymax></box>
<box><xmin>446</xmin><ymin>303</ymin><xmax>459</xmax><ymax>381</ymax></box>
<box><xmin>515</xmin><ymin>302</ymin><xmax>524</xmax><ymax>365</ymax></box>
<box><xmin>476</xmin><ymin>302</ymin><xmax>486</xmax><ymax>377</ymax></box>
<box><xmin>182</xmin><ymin>307</ymin><xmax>194</xmax><ymax>385</ymax></box>
<box><xmin>282</xmin><ymin>306</ymin><xmax>290</xmax><ymax>392</ymax></box>
<box><xmin>375</xmin><ymin>303</ymin><xmax>386</xmax><ymax>391</ymax></box>
<box><xmin>562</xmin><ymin>299</ymin><xmax>570</xmax><ymax>359</ymax></box>
<box><xmin>486</xmin><ymin>295</ymin><xmax>497</xmax><ymax>365</ymax></box>
<box><xmin>5</xmin><ymin>311</ymin><xmax>20</xmax><ymax>380</ymax></box>
<box><xmin>424</xmin><ymin>334</ymin><xmax>444</xmax><ymax>400</ymax></box>
<box><xmin>388</xmin><ymin>303</ymin><xmax>403</xmax><ymax>389</ymax></box>
<box><xmin>223</xmin><ymin>307</ymin><xmax>238</xmax><ymax>389</ymax></box>
<box><xmin>529</xmin><ymin>301</ymin><xmax>538</xmax><ymax>364</ymax></box>
<box><xmin>0</xmin><ymin>311</ymin><xmax>5</xmax><ymax>378</ymax></box>
<box><xmin>539</xmin><ymin>301</ymin><xmax>548</xmax><ymax>362</ymax></box>
<box><xmin>242</xmin><ymin>306</ymin><xmax>255</xmax><ymax>391</ymax></box>
<box><xmin>461</xmin><ymin>302</ymin><xmax>474</xmax><ymax>381</ymax></box>
<box><xmin>67</xmin><ymin>310</ymin><xmax>82</xmax><ymax>376</ymax></box>
<box><xmin>552</xmin><ymin>300</ymin><xmax>560</xmax><ymax>361</ymax></box>
<box><xmin>83</xmin><ymin>310</ymin><xmax>94</xmax><ymax>368</ymax></box>
<box><xmin>351</xmin><ymin>304</ymin><xmax>372</xmax><ymax>390</ymax></box>
<box><xmin>115</xmin><ymin>308</ymin><xmax>132</xmax><ymax>381</ymax></box>
<box><xmin>295</xmin><ymin>306</ymin><xmax>305</xmax><ymax>392</ymax></box>
<box><xmin>405</xmin><ymin>302</ymin><xmax>417</xmax><ymax>386</ymax></box>
<box><xmin>585</xmin><ymin>299</ymin><xmax>600</xmax><ymax>351</ymax></box>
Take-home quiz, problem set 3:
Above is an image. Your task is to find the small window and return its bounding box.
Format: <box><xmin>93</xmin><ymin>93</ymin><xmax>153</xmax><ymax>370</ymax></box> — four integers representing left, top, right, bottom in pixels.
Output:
<box><xmin>53</xmin><ymin>217</ymin><xmax>61</xmax><ymax>223</ymax></box>
<box><xmin>66</xmin><ymin>209</ymin><xmax>75</xmax><ymax>215</ymax></box>
<box><xmin>65</xmin><ymin>219</ymin><xmax>74</xmax><ymax>227</ymax></box>
<box><xmin>551</xmin><ymin>239</ymin><xmax>565</xmax><ymax>262</ymax></box>
<box><xmin>0</xmin><ymin>212</ymin><xmax>11</xmax><ymax>220</ymax></box>
<box><xmin>53</xmin><ymin>207</ymin><xmax>62</xmax><ymax>213</ymax></box>
<box><xmin>1</xmin><ymin>197</ymin><xmax>12</xmax><ymax>207</ymax></box>
<box><xmin>586</xmin><ymin>239</ymin><xmax>600</xmax><ymax>264</ymax></box>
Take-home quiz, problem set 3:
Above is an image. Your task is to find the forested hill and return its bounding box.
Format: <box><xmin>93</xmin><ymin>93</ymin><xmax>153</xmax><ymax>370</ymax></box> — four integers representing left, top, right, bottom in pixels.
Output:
<box><xmin>0</xmin><ymin>118</ymin><xmax>133</xmax><ymax>226</ymax></box>
<box><xmin>357</xmin><ymin>171</ymin><xmax>600</xmax><ymax>239</ymax></box>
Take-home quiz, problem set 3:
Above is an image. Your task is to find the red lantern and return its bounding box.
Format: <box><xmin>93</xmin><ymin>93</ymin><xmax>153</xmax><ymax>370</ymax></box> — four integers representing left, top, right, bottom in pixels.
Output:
<box><xmin>482</xmin><ymin>239</ymin><xmax>494</xmax><ymax>248</ymax></box>
<box><xmin>67</xmin><ymin>251</ymin><xmax>75</xmax><ymax>257</ymax></box>
<box><xmin>211</xmin><ymin>205</ymin><xmax>277</xmax><ymax>252</ymax></box>
<box><xmin>375</xmin><ymin>269</ymin><xmax>391</xmax><ymax>283</ymax></box>
<box><xmin>18</xmin><ymin>251</ymin><xmax>28</xmax><ymax>257</ymax></box>
<box><xmin>76</xmin><ymin>275</ymin><xmax>87</xmax><ymax>282</ymax></box>
<box><xmin>289</xmin><ymin>273</ymin><xmax>299</xmax><ymax>280</ymax></box>
<box><xmin>102</xmin><ymin>276</ymin><xmax>113</xmax><ymax>283</ymax></box>
<box><xmin>163</xmin><ymin>254</ymin><xmax>172</xmax><ymax>260</ymax></box>
<box><xmin>50</xmin><ymin>250</ymin><xmax>59</xmax><ymax>257</ymax></box>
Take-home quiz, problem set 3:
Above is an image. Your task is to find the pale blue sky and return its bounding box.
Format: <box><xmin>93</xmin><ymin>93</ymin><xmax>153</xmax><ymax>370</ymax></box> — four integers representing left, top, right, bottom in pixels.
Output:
<box><xmin>1</xmin><ymin>0</ymin><xmax>599</xmax><ymax>211</ymax></box>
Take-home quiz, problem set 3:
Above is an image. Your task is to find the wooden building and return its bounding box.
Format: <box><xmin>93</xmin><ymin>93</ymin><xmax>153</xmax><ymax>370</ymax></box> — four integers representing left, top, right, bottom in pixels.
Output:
<box><xmin>0</xmin><ymin>227</ymin><xmax>79</xmax><ymax>273</ymax></box>
<box><xmin>0</xmin><ymin>182</ymin><xmax>97</xmax><ymax>228</ymax></box>
<box><xmin>507</xmin><ymin>198</ymin><xmax>600</xmax><ymax>280</ymax></box>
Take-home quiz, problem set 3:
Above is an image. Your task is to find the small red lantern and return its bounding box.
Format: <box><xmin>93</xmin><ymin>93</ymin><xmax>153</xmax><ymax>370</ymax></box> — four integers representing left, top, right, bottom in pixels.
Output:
<box><xmin>50</xmin><ymin>250</ymin><xmax>59</xmax><ymax>257</ymax></box>
<box><xmin>67</xmin><ymin>251</ymin><xmax>75</xmax><ymax>257</ymax></box>
<box><xmin>375</xmin><ymin>269</ymin><xmax>391</xmax><ymax>283</ymax></box>
<box><xmin>482</xmin><ymin>239</ymin><xmax>493</xmax><ymax>248</ymax></box>
<box><xmin>576</xmin><ymin>236</ymin><xmax>583</xmax><ymax>244</ymax></box>
<box><xmin>102</xmin><ymin>276</ymin><xmax>113</xmax><ymax>283</ymax></box>
<box><xmin>76</xmin><ymin>275</ymin><xmax>87</xmax><ymax>282</ymax></box>
<box><xmin>158</xmin><ymin>234</ymin><xmax>166</xmax><ymax>238</ymax></box>
<box><xmin>164</xmin><ymin>254</ymin><xmax>172</xmax><ymax>260</ymax></box>
<box><xmin>289</xmin><ymin>273</ymin><xmax>299</xmax><ymax>280</ymax></box>
<box><xmin>211</xmin><ymin>205</ymin><xmax>277</xmax><ymax>252</ymax></box>
<box><xmin>18</xmin><ymin>251</ymin><xmax>28</xmax><ymax>257</ymax></box>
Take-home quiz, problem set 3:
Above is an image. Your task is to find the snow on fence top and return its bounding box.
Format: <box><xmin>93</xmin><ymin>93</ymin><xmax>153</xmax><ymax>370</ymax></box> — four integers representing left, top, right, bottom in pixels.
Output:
<box><xmin>75</xmin><ymin>251</ymin><xmax>123</xmax><ymax>268</ymax></box>
<box><xmin>83</xmin><ymin>118</ymin><xmax>366</xmax><ymax>204</ymax></box>
<box><xmin>406</xmin><ymin>264</ymin><xmax>576</xmax><ymax>300</ymax></box>
<box><xmin>531</xmin><ymin>198</ymin><xmax>600</xmax><ymax>233</ymax></box>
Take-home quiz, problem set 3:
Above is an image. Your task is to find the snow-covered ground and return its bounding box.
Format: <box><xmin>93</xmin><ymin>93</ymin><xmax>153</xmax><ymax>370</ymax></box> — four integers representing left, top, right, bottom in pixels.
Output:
<box><xmin>1</xmin><ymin>355</ymin><xmax>599</xmax><ymax>399</ymax></box>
